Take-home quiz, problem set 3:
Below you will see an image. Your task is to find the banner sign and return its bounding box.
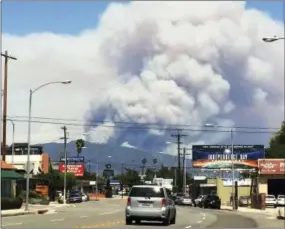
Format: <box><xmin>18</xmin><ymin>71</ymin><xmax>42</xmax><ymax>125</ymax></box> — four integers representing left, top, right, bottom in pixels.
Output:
<box><xmin>59</xmin><ymin>163</ymin><xmax>84</xmax><ymax>177</ymax></box>
<box><xmin>223</xmin><ymin>179</ymin><xmax>251</xmax><ymax>187</ymax></box>
<box><xmin>60</xmin><ymin>156</ymin><xmax>85</xmax><ymax>163</ymax></box>
<box><xmin>192</xmin><ymin>145</ymin><xmax>265</xmax><ymax>169</ymax></box>
<box><xmin>258</xmin><ymin>159</ymin><xmax>285</xmax><ymax>175</ymax></box>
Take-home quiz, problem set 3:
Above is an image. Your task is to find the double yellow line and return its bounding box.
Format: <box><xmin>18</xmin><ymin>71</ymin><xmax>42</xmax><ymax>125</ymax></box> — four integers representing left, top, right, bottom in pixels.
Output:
<box><xmin>76</xmin><ymin>220</ymin><xmax>125</xmax><ymax>228</ymax></box>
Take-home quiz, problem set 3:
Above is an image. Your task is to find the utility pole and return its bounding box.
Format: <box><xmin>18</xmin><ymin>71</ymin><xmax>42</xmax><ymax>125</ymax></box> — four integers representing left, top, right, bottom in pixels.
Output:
<box><xmin>61</xmin><ymin>126</ymin><xmax>67</xmax><ymax>204</ymax></box>
<box><xmin>121</xmin><ymin>162</ymin><xmax>124</xmax><ymax>199</ymax></box>
<box><xmin>171</xmin><ymin>130</ymin><xmax>187</xmax><ymax>192</ymax></box>
<box><xmin>183</xmin><ymin>148</ymin><xmax>191</xmax><ymax>194</ymax></box>
<box><xmin>1</xmin><ymin>51</ymin><xmax>17</xmax><ymax>161</ymax></box>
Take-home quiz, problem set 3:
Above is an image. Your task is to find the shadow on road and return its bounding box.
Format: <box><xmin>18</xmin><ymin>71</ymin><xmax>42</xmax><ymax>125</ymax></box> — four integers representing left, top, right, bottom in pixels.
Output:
<box><xmin>132</xmin><ymin>221</ymin><xmax>165</xmax><ymax>227</ymax></box>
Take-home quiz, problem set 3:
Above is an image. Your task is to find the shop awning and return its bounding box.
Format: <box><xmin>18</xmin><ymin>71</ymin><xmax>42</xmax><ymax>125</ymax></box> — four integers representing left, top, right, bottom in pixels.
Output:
<box><xmin>1</xmin><ymin>170</ymin><xmax>25</xmax><ymax>180</ymax></box>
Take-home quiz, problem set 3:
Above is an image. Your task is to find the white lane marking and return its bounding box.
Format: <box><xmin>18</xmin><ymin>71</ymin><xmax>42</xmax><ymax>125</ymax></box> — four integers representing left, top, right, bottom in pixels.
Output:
<box><xmin>197</xmin><ymin>221</ymin><xmax>202</xmax><ymax>223</ymax></box>
<box><xmin>50</xmin><ymin>218</ymin><xmax>64</xmax><ymax>222</ymax></box>
<box><xmin>100</xmin><ymin>210</ymin><xmax>120</xmax><ymax>215</ymax></box>
<box><xmin>185</xmin><ymin>225</ymin><xmax>192</xmax><ymax>228</ymax></box>
<box><xmin>2</xmin><ymin>223</ymin><xmax>23</xmax><ymax>226</ymax></box>
<box><xmin>200</xmin><ymin>212</ymin><xmax>206</xmax><ymax>220</ymax></box>
<box><xmin>80</xmin><ymin>215</ymin><xmax>88</xmax><ymax>218</ymax></box>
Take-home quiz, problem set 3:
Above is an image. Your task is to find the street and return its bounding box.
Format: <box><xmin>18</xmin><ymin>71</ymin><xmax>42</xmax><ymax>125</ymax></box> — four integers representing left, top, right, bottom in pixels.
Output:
<box><xmin>2</xmin><ymin>199</ymin><xmax>284</xmax><ymax>228</ymax></box>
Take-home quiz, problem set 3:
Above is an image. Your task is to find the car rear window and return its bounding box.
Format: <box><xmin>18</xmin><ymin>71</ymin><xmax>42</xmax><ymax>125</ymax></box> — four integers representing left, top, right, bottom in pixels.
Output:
<box><xmin>266</xmin><ymin>195</ymin><xmax>275</xmax><ymax>199</ymax></box>
<box><xmin>278</xmin><ymin>195</ymin><xmax>285</xmax><ymax>198</ymax></box>
<box><xmin>129</xmin><ymin>187</ymin><xmax>165</xmax><ymax>198</ymax></box>
<box><xmin>208</xmin><ymin>195</ymin><xmax>219</xmax><ymax>200</ymax></box>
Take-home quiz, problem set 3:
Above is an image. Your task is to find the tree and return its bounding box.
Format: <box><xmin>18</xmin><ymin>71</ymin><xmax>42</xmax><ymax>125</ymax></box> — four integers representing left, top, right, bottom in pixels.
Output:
<box><xmin>266</xmin><ymin>121</ymin><xmax>285</xmax><ymax>158</ymax></box>
<box><xmin>115</xmin><ymin>168</ymin><xmax>141</xmax><ymax>187</ymax></box>
<box><xmin>75</xmin><ymin>139</ymin><xmax>85</xmax><ymax>156</ymax></box>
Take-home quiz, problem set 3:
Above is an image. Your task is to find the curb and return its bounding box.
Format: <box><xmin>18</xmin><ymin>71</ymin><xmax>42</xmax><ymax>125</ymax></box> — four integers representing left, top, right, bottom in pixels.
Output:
<box><xmin>2</xmin><ymin>209</ymin><xmax>50</xmax><ymax>217</ymax></box>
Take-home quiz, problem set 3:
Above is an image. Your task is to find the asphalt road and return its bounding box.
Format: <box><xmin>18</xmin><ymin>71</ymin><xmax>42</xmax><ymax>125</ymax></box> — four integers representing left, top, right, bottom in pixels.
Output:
<box><xmin>2</xmin><ymin>200</ymin><xmax>283</xmax><ymax>228</ymax></box>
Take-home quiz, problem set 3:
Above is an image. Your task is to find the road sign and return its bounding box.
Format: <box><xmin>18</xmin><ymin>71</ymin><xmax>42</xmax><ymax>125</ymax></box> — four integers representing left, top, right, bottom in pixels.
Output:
<box><xmin>60</xmin><ymin>156</ymin><xmax>84</xmax><ymax>163</ymax></box>
<box><xmin>103</xmin><ymin>169</ymin><xmax>114</xmax><ymax>177</ymax></box>
<box><xmin>24</xmin><ymin>162</ymin><xmax>34</xmax><ymax>173</ymax></box>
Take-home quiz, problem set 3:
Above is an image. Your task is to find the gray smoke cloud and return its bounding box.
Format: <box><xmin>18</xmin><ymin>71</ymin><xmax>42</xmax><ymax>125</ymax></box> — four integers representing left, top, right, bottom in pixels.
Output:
<box><xmin>85</xmin><ymin>1</ymin><xmax>284</xmax><ymax>154</ymax></box>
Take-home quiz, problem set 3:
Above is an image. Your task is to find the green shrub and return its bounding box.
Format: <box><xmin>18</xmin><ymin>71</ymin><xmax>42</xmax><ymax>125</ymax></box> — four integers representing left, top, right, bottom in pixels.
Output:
<box><xmin>1</xmin><ymin>197</ymin><xmax>23</xmax><ymax>210</ymax></box>
<box><xmin>39</xmin><ymin>199</ymin><xmax>50</xmax><ymax>205</ymax></box>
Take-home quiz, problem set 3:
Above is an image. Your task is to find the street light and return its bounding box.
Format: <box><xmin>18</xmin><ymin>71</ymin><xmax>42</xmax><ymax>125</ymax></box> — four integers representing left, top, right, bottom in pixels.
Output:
<box><xmin>25</xmin><ymin>80</ymin><xmax>72</xmax><ymax>211</ymax></box>
<box><xmin>262</xmin><ymin>36</ymin><xmax>285</xmax><ymax>42</ymax></box>
<box><xmin>204</xmin><ymin>123</ymin><xmax>235</xmax><ymax>210</ymax></box>
<box><xmin>7</xmin><ymin>119</ymin><xmax>15</xmax><ymax>165</ymax></box>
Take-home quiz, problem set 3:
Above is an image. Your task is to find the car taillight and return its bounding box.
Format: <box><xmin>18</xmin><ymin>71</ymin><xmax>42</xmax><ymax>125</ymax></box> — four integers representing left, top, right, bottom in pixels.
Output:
<box><xmin>161</xmin><ymin>198</ymin><xmax>166</xmax><ymax>207</ymax></box>
<box><xmin>127</xmin><ymin>197</ymin><xmax>131</xmax><ymax>205</ymax></box>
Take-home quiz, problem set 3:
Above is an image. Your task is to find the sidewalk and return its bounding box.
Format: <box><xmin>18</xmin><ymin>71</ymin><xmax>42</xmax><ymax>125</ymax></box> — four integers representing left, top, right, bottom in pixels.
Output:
<box><xmin>221</xmin><ymin>205</ymin><xmax>277</xmax><ymax>214</ymax></box>
<box><xmin>1</xmin><ymin>203</ymin><xmax>75</xmax><ymax>217</ymax></box>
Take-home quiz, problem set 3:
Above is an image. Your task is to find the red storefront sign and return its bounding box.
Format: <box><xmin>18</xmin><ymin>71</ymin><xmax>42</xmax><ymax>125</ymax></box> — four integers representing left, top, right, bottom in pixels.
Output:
<box><xmin>59</xmin><ymin>163</ymin><xmax>84</xmax><ymax>177</ymax></box>
<box><xmin>258</xmin><ymin>159</ymin><xmax>285</xmax><ymax>175</ymax></box>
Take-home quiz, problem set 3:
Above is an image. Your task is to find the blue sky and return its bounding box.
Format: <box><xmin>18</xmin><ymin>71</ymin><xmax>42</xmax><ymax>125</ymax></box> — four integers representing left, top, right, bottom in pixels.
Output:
<box><xmin>2</xmin><ymin>1</ymin><xmax>284</xmax><ymax>35</ymax></box>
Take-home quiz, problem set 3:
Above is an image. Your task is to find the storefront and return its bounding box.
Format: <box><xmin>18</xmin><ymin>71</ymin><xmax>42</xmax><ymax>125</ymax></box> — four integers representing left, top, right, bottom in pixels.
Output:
<box><xmin>258</xmin><ymin>159</ymin><xmax>285</xmax><ymax>196</ymax></box>
<box><xmin>1</xmin><ymin>161</ymin><xmax>24</xmax><ymax>198</ymax></box>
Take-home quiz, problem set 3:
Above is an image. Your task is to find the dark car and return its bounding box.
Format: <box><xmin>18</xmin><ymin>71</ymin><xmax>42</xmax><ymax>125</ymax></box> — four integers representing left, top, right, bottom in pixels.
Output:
<box><xmin>68</xmin><ymin>193</ymin><xmax>82</xmax><ymax>203</ymax></box>
<box><xmin>200</xmin><ymin>195</ymin><xmax>221</xmax><ymax>209</ymax></box>
<box><xmin>174</xmin><ymin>193</ymin><xmax>184</xmax><ymax>205</ymax></box>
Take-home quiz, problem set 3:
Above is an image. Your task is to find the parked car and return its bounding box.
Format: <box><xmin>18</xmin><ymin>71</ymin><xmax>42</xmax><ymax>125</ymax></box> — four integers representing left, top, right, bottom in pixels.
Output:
<box><xmin>199</xmin><ymin>195</ymin><xmax>221</xmax><ymax>209</ymax></box>
<box><xmin>174</xmin><ymin>192</ymin><xmax>184</xmax><ymax>205</ymax></box>
<box><xmin>265</xmin><ymin>195</ymin><xmax>276</xmax><ymax>207</ymax></box>
<box><xmin>275</xmin><ymin>195</ymin><xmax>285</xmax><ymax>207</ymax></box>
<box><xmin>125</xmin><ymin>185</ymin><xmax>176</xmax><ymax>225</ymax></box>
<box><xmin>81</xmin><ymin>193</ymin><xmax>89</xmax><ymax>201</ymax></box>
<box><xmin>194</xmin><ymin>195</ymin><xmax>205</xmax><ymax>207</ymax></box>
<box><xmin>238</xmin><ymin>196</ymin><xmax>251</xmax><ymax>207</ymax></box>
<box><xmin>181</xmin><ymin>195</ymin><xmax>193</xmax><ymax>206</ymax></box>
<box><xmin>68</xmin><ymin>193</ymin><xmax>82</xmax><ymax>203</ymax></box>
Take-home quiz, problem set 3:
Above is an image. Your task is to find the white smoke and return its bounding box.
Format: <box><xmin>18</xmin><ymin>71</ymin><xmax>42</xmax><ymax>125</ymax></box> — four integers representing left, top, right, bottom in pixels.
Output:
<box><xmin>121</xmin><ymin>141</ymin><xmax>137</xmax><ymax>149</ymax></box>
<box><xmin>86</xmin><ymin>1</ymin><xmax>284</xmax><ymax>151</ymax></box>
<box><xmin>3</xmin><ymin>1</ymin><xmax>284</xmax><ymax>151</ymax></box>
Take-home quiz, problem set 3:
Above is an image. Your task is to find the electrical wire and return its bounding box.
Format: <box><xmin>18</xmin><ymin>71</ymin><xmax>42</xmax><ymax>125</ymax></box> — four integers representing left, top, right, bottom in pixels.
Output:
<box><xmin>7</xmin><ymin>115</ymin><xmax>280</xmax><ymax>130</ymax></box>
<box><xmin>7</xmin><ymin>118</ymin><xmax>277</xmax><ymax>134</ymax></box>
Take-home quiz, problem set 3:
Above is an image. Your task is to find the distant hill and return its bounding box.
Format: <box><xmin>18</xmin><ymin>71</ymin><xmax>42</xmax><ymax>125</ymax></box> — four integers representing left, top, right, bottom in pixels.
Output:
<box><xmin>43</xmin><ymin>141</ymin><xmax>191</xmax><ymax>175</ymax></box>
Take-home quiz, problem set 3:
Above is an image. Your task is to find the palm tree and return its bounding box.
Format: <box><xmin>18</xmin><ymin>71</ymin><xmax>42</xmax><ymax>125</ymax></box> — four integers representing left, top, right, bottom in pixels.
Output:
<box><xmin>75</xmin><ymin>139</ymin><xmax>85</xmax><ymax>156</ymax></box>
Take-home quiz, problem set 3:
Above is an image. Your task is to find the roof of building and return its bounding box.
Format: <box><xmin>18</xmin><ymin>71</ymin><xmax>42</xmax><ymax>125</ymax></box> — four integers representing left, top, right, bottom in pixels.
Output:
<box><xmin>1</xmin><ymin>160</ymin><xmax>17</xmax><ymax>170</ymax></box>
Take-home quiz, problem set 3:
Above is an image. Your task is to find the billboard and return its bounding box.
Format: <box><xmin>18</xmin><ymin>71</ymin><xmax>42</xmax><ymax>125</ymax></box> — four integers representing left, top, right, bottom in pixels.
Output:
<box><xmin>59</xmin><ymin>163</ymin><xmax>84</xmax><ymax>177</ymax></box>
<box><xmin>258</xmin><ymin>159</ymin><xmax>285</xmax><ymax>175</ymax></box>
<box><xmin>192</xmin><ymin>145</ymin><xmax>265</xmax><ymax>169</ymax></box>
<box><xmin>59</xmin><ymin>156</ymin><xmax>84</xmax><ymax>163</ymax></box>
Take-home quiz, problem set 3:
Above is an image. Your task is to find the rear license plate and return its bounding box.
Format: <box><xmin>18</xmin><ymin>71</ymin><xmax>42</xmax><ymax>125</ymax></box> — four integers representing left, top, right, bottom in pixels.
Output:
<box><xmin>141</xmin><ymin>203</ymin><xmax>152</xmax><ymax>207</ymax></box>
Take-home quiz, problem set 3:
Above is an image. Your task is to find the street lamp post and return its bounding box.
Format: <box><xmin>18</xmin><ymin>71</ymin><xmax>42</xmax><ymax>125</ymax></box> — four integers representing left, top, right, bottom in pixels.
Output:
<box><xmin>204</xmin><ymin>123</ymin><xmax>235</xmax><ymax>210</ymax></box>
<box><xmin>262</xmin><ymin>36</ymin><xmax>285</xmax><ymax>42</ymax></box>
<box><xmin>25</xmin><ymin>80</ymin><xmax>71</xmax><ymax>211</ymax></box>
<box><xmin>7</xmin><ymin>119</ymin><xmax>15</xmax><ymax>165</ymax></box>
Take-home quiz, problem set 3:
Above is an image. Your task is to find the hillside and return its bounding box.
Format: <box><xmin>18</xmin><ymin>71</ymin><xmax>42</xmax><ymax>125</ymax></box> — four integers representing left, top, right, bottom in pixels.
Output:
<box><xmin>43</xmin><ymin>141</ymin><xmax>191</xmax><ymax>175</ymax></box>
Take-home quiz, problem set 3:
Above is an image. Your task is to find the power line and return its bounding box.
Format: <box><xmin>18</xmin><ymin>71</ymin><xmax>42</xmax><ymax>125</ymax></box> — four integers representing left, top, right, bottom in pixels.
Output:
<box><xmin>6</xmin><ymin>118</ymin><xmax>278</xmax><ymax>134</ymax></box>
<box><xmin>7</xmin><ymin>115</ymin><xmax>280</xmax><ymax>130</ymax></box>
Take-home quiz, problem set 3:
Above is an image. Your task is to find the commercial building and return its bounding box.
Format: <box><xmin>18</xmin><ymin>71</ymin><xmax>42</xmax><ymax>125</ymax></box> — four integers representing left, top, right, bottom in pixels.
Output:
<box><xmin>258</xmin><ymin>159</ymin><xmax>285</xmax><ymax>196</ymax></box>
<box><xmin>1</xmin><ymin>160</ymin><xmax>24</xmax><ymax>198</ymax></box>
<box><xmin>4</xmin><ymin>143</ymin><xmax>50</xmax><ymax>174</ymax></box>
